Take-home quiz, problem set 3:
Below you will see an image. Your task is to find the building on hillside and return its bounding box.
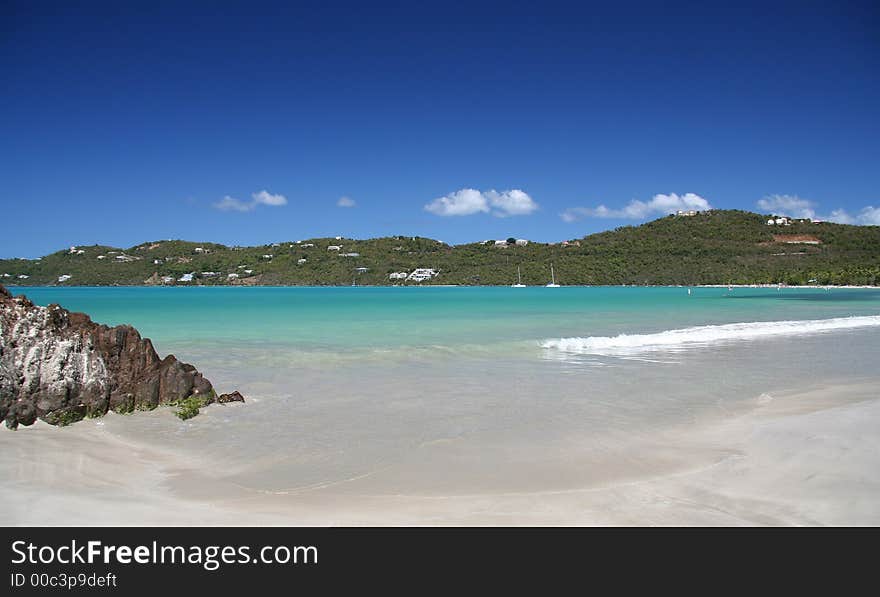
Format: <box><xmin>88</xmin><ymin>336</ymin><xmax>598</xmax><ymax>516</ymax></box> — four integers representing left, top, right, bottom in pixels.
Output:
<box><xmin>407</xmin><ymin>268</ymin><xmax>438</xmax><ymax>282</ymax></box>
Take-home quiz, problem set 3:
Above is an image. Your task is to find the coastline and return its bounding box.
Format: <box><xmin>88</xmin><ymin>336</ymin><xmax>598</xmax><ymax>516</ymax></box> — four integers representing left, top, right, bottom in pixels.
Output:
<box><xmin>2</xmin><ymin>379</ymin><xmax>877</xmax><ymax>526</ymax></box>
<box><xmin>5</xmin><ymin>283</ymin><xmax>879</xmax><ymax>289</ymax></box>
<box><xmin>696</xmin><ymin>284</ymin><xmax>879</xmax><ymax>289</ymax></box>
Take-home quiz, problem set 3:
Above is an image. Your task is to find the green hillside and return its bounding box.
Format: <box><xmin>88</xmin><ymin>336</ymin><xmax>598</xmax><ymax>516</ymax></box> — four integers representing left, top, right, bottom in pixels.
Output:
<box><xmin>2</xmin><ymin>210</ymin><xmax>879</xmax><ymax>287</ymax></box>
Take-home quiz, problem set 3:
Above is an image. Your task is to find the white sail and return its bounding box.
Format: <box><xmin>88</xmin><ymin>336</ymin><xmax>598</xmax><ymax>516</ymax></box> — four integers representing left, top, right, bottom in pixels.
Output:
<box><xmin>546</xmin><ymin>264</ymin><xmax>560</xmax><ymax>287</ymax></box>
<box><xmin>512</xmin><ymin>266</ymin><xmax>526</xmax><ymax>287</ymax></box>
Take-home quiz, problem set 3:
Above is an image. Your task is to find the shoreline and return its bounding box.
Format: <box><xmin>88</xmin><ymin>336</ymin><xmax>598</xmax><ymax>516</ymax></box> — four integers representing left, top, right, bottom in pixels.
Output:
<box><xmin>6</xmin><ymin>283</ymin><xmax>879</xmax><ymax>290</ymax></box>
<box><xmin>696</xmin><ymin>283</ymin><xmax>878</xmax><ymax>289</ymax></box>
<box><xmin>2</xmin><ymin>379</ymin><xmax>877</xmax><ymax>526</ymax></box>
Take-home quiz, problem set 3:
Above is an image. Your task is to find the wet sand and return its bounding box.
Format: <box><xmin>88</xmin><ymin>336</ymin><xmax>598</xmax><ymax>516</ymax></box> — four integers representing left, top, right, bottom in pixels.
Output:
<box><xmin>2</xmin><ymin>381</ymin><xmax>877</xmax><ymax>526</ymax></box>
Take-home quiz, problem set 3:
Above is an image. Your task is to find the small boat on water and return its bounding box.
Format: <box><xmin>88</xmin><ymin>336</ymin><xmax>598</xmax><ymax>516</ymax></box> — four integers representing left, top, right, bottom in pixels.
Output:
<box><xmin>546</xmin><ymin>264</ymin><xmax>560</xmax><ymax>288</ymax></box>
<box><xmin>512</xmin><ymin>266</ymin><xmax>526</xmax><ymax>288</ymax></box>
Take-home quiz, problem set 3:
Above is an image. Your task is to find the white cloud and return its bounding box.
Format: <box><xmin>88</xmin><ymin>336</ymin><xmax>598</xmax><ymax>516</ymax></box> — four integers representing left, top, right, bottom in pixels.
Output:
<box><xmin>756</xmin><ymin>195</ymin><xmax>816</xmax><ymax>219</ymax></box>
<box><xmin>858</xmin><ymin>206</ymin><xmax>880</xmax><ymax>225</ymax></box>
<box><xmin>561</xmin><ymin>192</ymin><xmax>712</xmax><ymax>222</ymax></box>
<box><xmin>827</xmin><ymin>209</ymin><xmax>855</xmax><ymax>224</ymax></box>
<box><xmin>213</xmin><ymin>189</ymin><xmax>287</xmax><ymax>212</ymax></box>
<box><xmin>252</xmin><ymin>190</ymin><xmax>287</xmax><ymax>206</ymax></box>
<box><xmin>213</xmin><ymin>195</ymin><xmax>256</xmax><ymax>212</ymax></box>
<box><xmin>757</xmin><ymin>195</ymin><xmax>880</xmax><ymax>225</ymax></box>
<box><xmin>337</xmin><ymin>196</ymin><xmax>356</xmax><ymax>208</ymax></box>
<box><xmin>825</xmin><ymin>206</ymin><xmax>880</xmax><ymax>225</ymax></box>
<box><xmin>485</xmin><ymin>189</ymin><xmax>538</xmax><ymax>216</ymax></box>
<box><xmin>425</xmin><ymin>188</ymin><xmax>538</xmax><ymax>217</ymax></box>
<box><xmin>424</xmin><ymin>189</ymin><xmax>490</xmax><ymax>216</ymax></box>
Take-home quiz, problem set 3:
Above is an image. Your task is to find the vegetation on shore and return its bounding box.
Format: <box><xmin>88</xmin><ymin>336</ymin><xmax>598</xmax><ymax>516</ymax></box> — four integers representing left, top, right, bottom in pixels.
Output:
<box><xmin>168</xmin><ymin>392</ymin><xmax>216</xmax><ymax>421</ymax></box>
<box><xmin>2</xmin><ymin>210</ymin><xmax>879</xmax><ymax>287</ymax></box>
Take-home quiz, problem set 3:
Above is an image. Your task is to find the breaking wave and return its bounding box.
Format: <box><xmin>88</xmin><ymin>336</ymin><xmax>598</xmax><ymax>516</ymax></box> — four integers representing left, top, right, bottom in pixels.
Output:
<box><xmin>541</xmin><ymin>315</ymin><xmax>880</xmax><ymax>356</ymax></box>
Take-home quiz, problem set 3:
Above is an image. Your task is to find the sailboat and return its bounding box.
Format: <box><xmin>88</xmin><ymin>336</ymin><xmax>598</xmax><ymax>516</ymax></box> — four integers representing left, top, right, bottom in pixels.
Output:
<box><xmin>546</xmin><ymin>264</ymin><xmax>560</xmax><ymax>287</ymax></box>
<box><xmin>512</xmin><ymin>266</ymin><xmax>526</xmax><ymax>288</ymax></box>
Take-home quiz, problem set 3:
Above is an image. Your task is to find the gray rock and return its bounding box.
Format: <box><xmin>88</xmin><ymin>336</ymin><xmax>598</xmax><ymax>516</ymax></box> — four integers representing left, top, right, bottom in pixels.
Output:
<box><xmin>0</xmin><ymin>284</ymin><xmax>244</xmax><ymax>428</ymax></box>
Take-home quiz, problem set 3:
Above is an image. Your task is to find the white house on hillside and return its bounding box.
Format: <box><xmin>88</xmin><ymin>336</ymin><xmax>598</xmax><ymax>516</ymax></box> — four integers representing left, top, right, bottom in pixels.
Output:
<box><xmin>408</xmin><ymin>268</ymin><xmax>438</xmax><ymax>282</ymax></box>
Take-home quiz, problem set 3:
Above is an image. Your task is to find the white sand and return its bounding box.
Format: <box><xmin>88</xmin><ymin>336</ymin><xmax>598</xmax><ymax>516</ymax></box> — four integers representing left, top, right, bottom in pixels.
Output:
<box><xmin>2</xmin><ymin>382</ymin><xmax>878</xmax><ymax>526</ymax></box>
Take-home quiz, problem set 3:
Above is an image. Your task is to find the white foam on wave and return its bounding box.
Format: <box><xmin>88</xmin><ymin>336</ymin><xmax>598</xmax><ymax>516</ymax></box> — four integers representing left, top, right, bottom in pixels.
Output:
<box><xmin>541</xmin><ymin>315</ymin><xmax>880</xmax><ymax>356</ymax></box>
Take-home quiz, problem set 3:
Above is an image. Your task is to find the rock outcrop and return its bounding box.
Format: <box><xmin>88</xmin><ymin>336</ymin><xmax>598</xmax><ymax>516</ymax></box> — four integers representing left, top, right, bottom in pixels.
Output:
<box><xmin>0</xmin><ymin>284</ymin><xmax>243</xmax><ymax>428</ymax></box>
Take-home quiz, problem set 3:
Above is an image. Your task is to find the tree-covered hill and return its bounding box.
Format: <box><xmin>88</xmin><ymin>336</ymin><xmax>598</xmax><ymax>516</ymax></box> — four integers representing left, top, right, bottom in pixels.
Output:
<box><xmin>2</xmin><ymin>210</ymin><xmax>879</xmax><ymax>286</ymax></box>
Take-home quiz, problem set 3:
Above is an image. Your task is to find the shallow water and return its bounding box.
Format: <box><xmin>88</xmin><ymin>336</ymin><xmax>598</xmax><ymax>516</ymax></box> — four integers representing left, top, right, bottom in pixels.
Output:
<box><xmin>11</xmin><ymin>286</ymin><xmax>880</xmax><ymax>496</ymax></box>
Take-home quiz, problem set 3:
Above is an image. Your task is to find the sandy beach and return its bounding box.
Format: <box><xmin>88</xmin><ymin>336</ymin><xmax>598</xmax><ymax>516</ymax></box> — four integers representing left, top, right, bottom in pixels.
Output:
<box><xmin>2</xmin><ymin>380</ymin><xmax>877</xmax><ymax>526</ymax></box>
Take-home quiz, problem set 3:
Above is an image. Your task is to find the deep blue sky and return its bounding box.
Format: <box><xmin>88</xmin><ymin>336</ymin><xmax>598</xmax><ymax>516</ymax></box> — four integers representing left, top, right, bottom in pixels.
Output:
<box><xmin>2</xmin><ymin>0</ymin><xmax>878</xmax><ymax>257</ymax></box>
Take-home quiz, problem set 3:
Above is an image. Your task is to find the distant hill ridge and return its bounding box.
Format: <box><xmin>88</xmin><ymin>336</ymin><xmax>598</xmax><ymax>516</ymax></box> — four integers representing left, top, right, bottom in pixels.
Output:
<box><xmin>2</xmin><ymin>210</ymin><xmax>879</xmax><ymax>286</ymax></box>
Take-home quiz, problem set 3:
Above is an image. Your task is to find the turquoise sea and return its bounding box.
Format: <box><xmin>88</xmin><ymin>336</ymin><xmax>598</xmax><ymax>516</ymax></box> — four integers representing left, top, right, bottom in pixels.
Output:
<box><xmin>10</xmin><ymin>286</ymin><xmax>880</xmax><ymax>497</ymax></box>
<box><xmin>16</xmin><ymin>285</ymin><xmax>880</xmax><ymax>352</ymax></box>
